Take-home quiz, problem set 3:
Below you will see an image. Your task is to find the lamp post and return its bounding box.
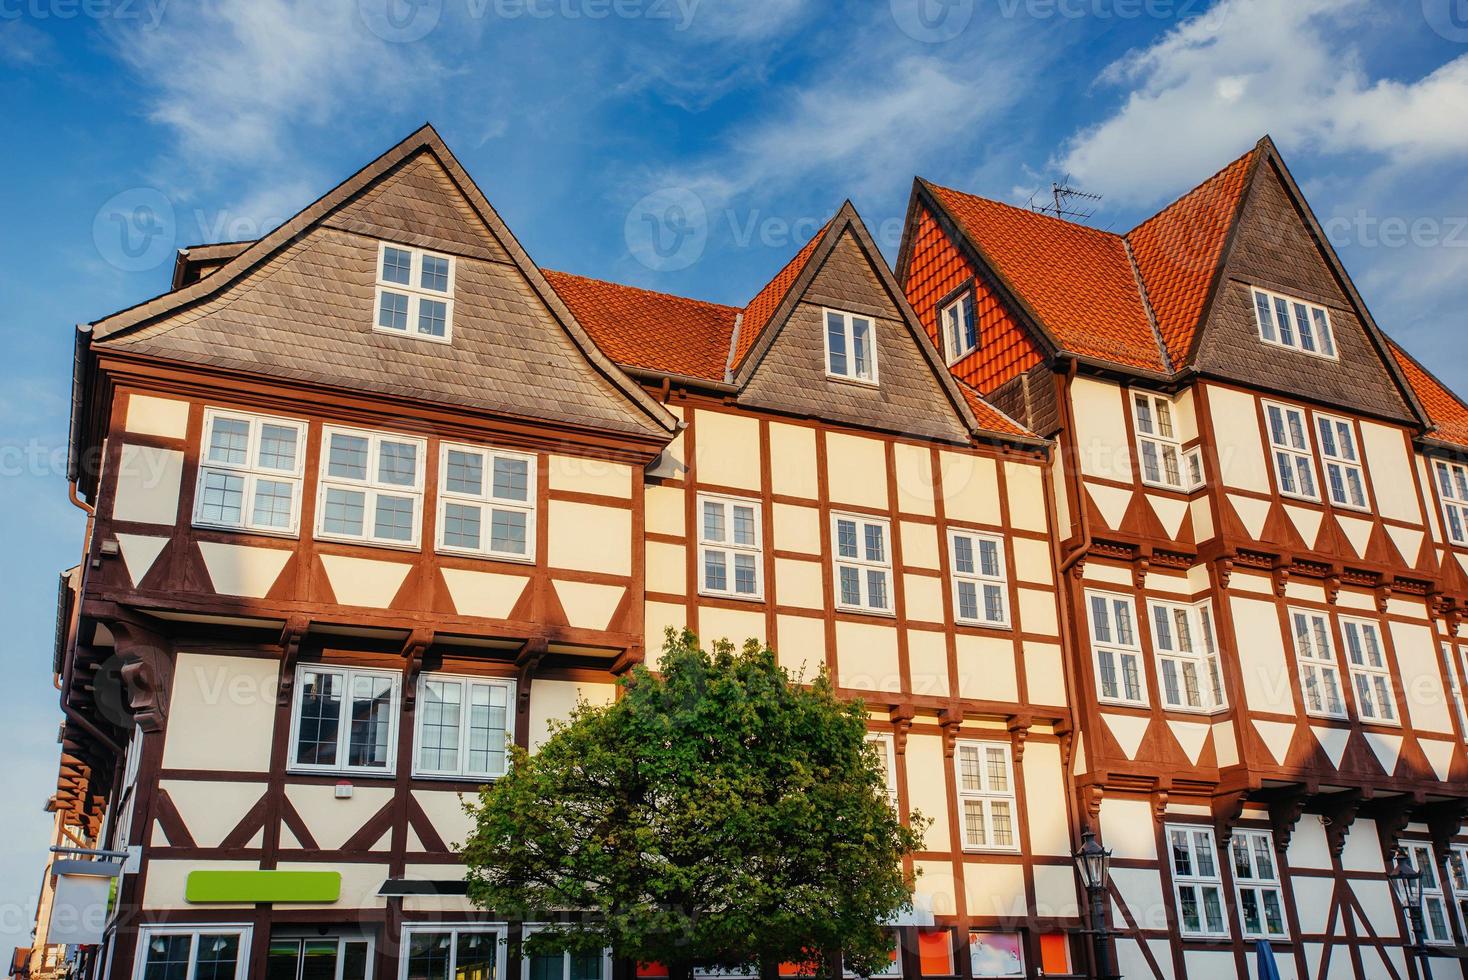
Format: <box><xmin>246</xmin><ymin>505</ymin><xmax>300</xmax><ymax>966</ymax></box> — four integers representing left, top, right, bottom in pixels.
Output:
<box><xmin>1073</xmin><ymin>828</ymin><xmax>1115</xmax><ymax>980</ymax></box>
<box><xmin>1389</xmin><ymin>848</ymin><xmax>1435</xmax><ymax>980</ymax></box>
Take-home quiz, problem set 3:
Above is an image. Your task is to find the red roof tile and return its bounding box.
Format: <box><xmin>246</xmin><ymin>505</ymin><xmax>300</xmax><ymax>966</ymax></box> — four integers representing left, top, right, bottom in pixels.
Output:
<box><xmin>1127</xmin><ymin>148</ymin><xmax>1257</xmax><ymax>364</ymax></box>
<box><xmin>543</xmin><ymin>270</ymin><xmax>738</xmax><ymax>382</ymax></box>
<box><xmin>924</xmin><ymin>182</ymin><xmax>1167</xmax><ymax>372</ymax></box>
<box><xmin>953</xmin><ymin>379</ymin><xmax>1029</xmax><ymax>438</ymax></box>
<box><xmin>1389</xmin><ymin>341</ymin><xmax>1468</xmax><ymax>450</ymax></box>
<box><xmin>732</xmin><ymin>221</ymin><xmax>830</xmax><ymax>368</ymax></box>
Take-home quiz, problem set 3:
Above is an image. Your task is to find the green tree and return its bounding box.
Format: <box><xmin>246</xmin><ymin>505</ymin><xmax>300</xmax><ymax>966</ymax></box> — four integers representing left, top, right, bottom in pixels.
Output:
<box><xmin>462</xmin><ymin>629</ymin><xmax>926</xmax><ymax>980</ymax></box>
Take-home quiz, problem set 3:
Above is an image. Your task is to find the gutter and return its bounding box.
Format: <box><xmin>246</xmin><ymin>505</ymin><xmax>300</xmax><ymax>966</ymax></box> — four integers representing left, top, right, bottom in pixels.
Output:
<box><xmin>66</xmin><ymin>325</ymin><xmax>92</xmax><ymax>488</ymax></box>
<box><xmin>1057</xmin><ymin>358</ymin><xmax>1092</xmax><ymax>575</ymax></box>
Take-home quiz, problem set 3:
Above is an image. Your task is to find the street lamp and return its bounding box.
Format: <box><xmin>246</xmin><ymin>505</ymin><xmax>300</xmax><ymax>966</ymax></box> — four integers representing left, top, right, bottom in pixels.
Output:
<box><xmin>1389</xmin><ymin>848</ymin><xmax>1434</xmax><ymax>980</ymax></box>
<box><xmin>1073</xmin><ymin>828</ymin><xmax>1115</xmax><ymax>980</ymax></box>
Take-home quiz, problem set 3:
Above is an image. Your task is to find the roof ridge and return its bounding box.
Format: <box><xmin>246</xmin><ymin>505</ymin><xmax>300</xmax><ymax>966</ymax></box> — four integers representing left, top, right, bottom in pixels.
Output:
<box><xmin>1126</xmin><ymin>144</ymin><xmax>1259</xmax><ymax>240</ymax></box>
<box><xmin>921</xmin><ymin>178</ymin><xmax>1125</xmax><ymax>242</ymax></box>
<box><xmin>542</xmin><ymin>269</ymin><xmax>742</xmax><ymax>314</ymax></box>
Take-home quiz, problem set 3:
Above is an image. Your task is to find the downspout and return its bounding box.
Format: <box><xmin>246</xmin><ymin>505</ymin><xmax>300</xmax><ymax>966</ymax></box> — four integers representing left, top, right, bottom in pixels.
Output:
<box><xmin>1057</xmin><ymin>356</ymin><xmax>1092</xmax><ymax>575</ymax></box>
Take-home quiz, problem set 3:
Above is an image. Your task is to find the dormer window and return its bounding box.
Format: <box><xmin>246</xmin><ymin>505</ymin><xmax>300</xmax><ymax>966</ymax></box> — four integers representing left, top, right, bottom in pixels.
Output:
<box><xmin>1251</xmin><ymin>287</ymin><xmax>1336</xmax><ymax>359</ymax></box>
<box><xmin>940</xmin><ymin>291</ymin><xmax>977</xmax><ymax>364</ymax></box>
<box><xmin>824</xmin><ymin>309</ymin><xmax>877</xmax><ymax>384</ymax></box>
<box><xmin>375</xmin><ymin>242</ymin><xmax>455</xmax><ymax>342</ymax></box>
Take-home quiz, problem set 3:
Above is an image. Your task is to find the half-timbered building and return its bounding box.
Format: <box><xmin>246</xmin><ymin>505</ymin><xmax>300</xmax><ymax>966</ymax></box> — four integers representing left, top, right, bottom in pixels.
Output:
<box><xmin>42</xmin><ymin>125</ymin><xmax>1084</xmax><ymax>980</ymax></box>
<box><xmin>897</xmin><ymin>136</ymin><xmax>1468</xmax><ymax>979</ymax></box>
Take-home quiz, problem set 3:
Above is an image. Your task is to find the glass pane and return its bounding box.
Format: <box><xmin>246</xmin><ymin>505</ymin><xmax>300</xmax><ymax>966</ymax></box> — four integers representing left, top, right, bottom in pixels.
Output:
<box><xmin>405</xmin><ymin>932</ymin><xmax>452</xmax><ymax>980</ymax></box>
<box><xmin>985</xmin><ymin>747</ymin><xmax>1008</xmax><ymax>791</ymax></box>
<box><xmin>328</xmin><ymin>434</ymin><xmax>370</xmax><ymax>480</ymax></box>
<box><xmin>1314</xmin><ymin>307</ymin><xmax>1334</xmax><ymax>355</ymax></box>
<box><xmin>957</xmin><ymin>582</ymin><xmax>978</xmax><ymax>621</ymax></box>
<box><xmin>418</xmin><ymin>299</ymin><xmax>448</xmax><ymax>337</ymax></box>
<box><xmin>982</xmin><ymin>584</ymin><xmax>1003</xmax><ymax>623</ymax></box>
<box><xmin>195</xmin><ymin>934</ymin><xmax>240</xmax><ymax>980</ymax></box>
<box><xmin>382</xmin><ymin>246</ymin><xmax>412</xmax><ymax>285</ymax></box>
<box><xmin>468</xmin><ymin>684</ymin><xmax>508</xmax><ymax>776</ymax></box>
<box><xmin>209</xmin><ymin>418</ymin><xmax>250</xmax><ymax>465</ymax></box>
<box><xmin>836</xmin><ymin>520</ymin><xmax>857</xmax><ymax>559</ymax></box>
<box><xmin>444</xmin><ymin>502</ymin><xmax>483</xmax><ymax>550</ymax></box>
<box><xmin>378</xmin><ymin>441</ymin><xmax>418</xmax><ymax>486</ymax></box>
<box><xmin>863</xmin><ymin>523</ymin><xmax>886</xmax><ymax>563</ymax></box>
<box><xmin>953</xmin><ymin>536</ymin><xmax>974</xmax><ymax>575</ymax></box>
<box><xmin>295</xmin><ymin>671</ymin><xmax>341</xmax><ymax>766</ymax></box>
<box><xmin>143</xmin><ymin>935</ymin><xmax>194</xmax><ymax>980</ymax></box>
<box><xmin>704</xmin><ymin>550</ymin><xmax>728</xmax><ymax>591</ymax></box>
<box><xmin>348</xmin><ymin>674</ymin><xmax>393</xmax><ymax>769</ymax></box>
<box><xmin>1170</xmin><ymin>830</ymin><xmax>1193</xmax><ymax>876</ymax></box>
<box><xmin>378</xmin><ymin>291</ymin><xmax>409</xmax><ymax>331</ymax></box>
<box><xmin>342</xmin><ymin>943</ymin><xmax>370</xmax><ymax>980</ymax></box>
<box><xmin>446</xmin><ymin>451</ymin><xmax>484</xmax><ymax>496</ymax></box>
<box><xmin>420</xmin><ymin>679</ymin><xmax>462</xmax><ymax>772</ymax></box>
<box><xmin>963</xmin><ymin>799</ymin><xmax>986</xmax><ymax>847</ymax></box>
<box><xmin>455</xmin><ymin>931</ymin><xmax>497</xmax><ymax>980</ymax></box>
<box><xmin>1201</xmin><ymin>887</ymin><xmax>1226</xmax><ymax>934</ymax></box>
<box><xmin>826</xmin><ymin>312</ymin><xmax>847</xmax><ymax>376</ymax></box>
<box><xmin>492</xmin><ymin>457</ymin><xmax>529</xmax><ymax>502</ymax></box>
<box><xmin>489</xmin><ymin>510</ymin><xmax>528</xmax><ymax>555</ymax></box>
<box><xmin>1178</xmin><ymin>886</ymin><xmax>1200</xmax><ymax>934</ymax></box>
<box><xmin>978</xmin><ymin>539</ymin><xmax>1000</xmax><ymax>577</ymax></box>
<box><xmin>199</xmin><ymin>471</ymin><xmax>245</xmax><ymax>525</ymax></box>
<box><xmin>570</xmin><ymin>952</ymin><xmax>602</xmax><ymax>980</ymax></box>
<box><xmin>252</xmin><ymin>480</ymin><xmax>295</xmax><ymax>528</ymax></box>
<box><xmin>1090</xmin><ymin>595</ymin><xmax>1111</xmax><ymax>643</ymax></box>
<box><xmin>838</xmin><ymin>566</ymin><xmax>860</xmax><ymax>606</ymax></box>
<box><xmin>1263</xmin><ymin>890</ymin><xmax>1286</xmax><ymax>936</ymax></box>
<box><xmin>852</xmin><ymin>317</ymin><xmax>872</xmax><ymax>378</ymax></box>
<box><xmin>702</xmin><ymin>501</ymin><xmax>726</xmax><ymax>542</ymax></box>
<box><xmin>1240</xmin><ymin>889</ymin><xmax>1262</xmax><ymax>936</ymax></box>
<box><xmin>1254</xmin><ymin>291</ymin><xmax>1275</xmax><ymax>340</ymax></box>
<box><xmin>734</xmin><ymin>553</ymin><xmax>758</xmax><ymax>594</ymax></box>
<box><xmin>989</xmin><ymin>799</ymin><xmax>1013</xmax><ymax>847</ymax></box>
<box><xmin>421</xmin><ymin>254</ymin><xmax>450</xmax><ymax>292</ymax></box>
<box><xmin>323</xmin><ymin>487</ymin><xmax>367</xmax><ymax>536</ymax></box>
<box><xmin>374</xmin><ymin>495</ymin><xmax>415</xmax><ymax>541</ymax></box>
<box><xmin>958</xmin><ymin>745</ymin><xmax>981</xmax><ymax>791</ymax></box>
<box><xmin>258</xmin><ymin>424</ymin><xmax>298</xmax><ymax>471</ymax></box>
<box><xmin>732</xmin><ymin>506</ymin><xmax>756</xmax><ymax>546</ymax></box>
<box><xmin>866</xmin><ymin>569</ymin><xmax>888</xmax><ymax>610</ymax></box>
<box><xmin>300</xmin><ymin>942</ymin><xmax>339</xmax><ymax>980</ymax></box>
<box><xmin>1274</xmin><ymin>297</ymin><xmax>1294</xmax><ymax>345</ymax></box>
<box><xmin>266</xmin><ymin>942</ymin><xmax>300</xmax><ymax>980</ymax></box>
<box><xmin>528</xmin><ymin>953</ymin><xmax>560</xmax><ymax>980</ymax></box>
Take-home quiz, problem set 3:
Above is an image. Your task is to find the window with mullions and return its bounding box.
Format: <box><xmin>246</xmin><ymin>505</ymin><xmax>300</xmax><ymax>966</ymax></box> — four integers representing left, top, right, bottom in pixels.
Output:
<box><xmin>437</xmin><ymin>443</ymin><xmax>535</xmax><ymax>561</ymax></box>
<box><xmin>400</xmin><ymin>926</ymin><xmax>504</xmax><ymax>980</ymax></box>
<box><xmin>1231</xmin><ymin>830</ymin><xmax>1288</xmax><ymax>940</ymax></box>
<box><xmin>289</xmin><ymin>666</ymin><xmax>398</xmax><ymax>775</ymax></box>
<box><xmin>1132</xmin><ymin>392</ymin><xmax>1202</xmax><ymax>492</ymax></box>
<box><xmin>1446</xmin><ymin>845</ymin><xmax>1468</xmax><ymax>934</ymax></box>
<box><xmin>136</xmin><ymin>927</ymin><xmax>250</xmax><ymax>980</ymax></box>
<box><xmin>1167</xmin><ymin>826</ymin><xmax>1229</xmax><ymax>939</ymax></box>
<box><xmin>415</xmin><ymin>674</ymin><xmax>513</xmax><ymax>780</ymax></box>
<box><xmin>1264</xmin><ymin>402</ymin><xmax>1319</xmax><ymax>502</ymax></box>
<box><xmin>1315</xmin><ymin>414</ymin><xmax>1368</xmax><ymax>510</ymax></box>
<box><xmin>375</xmin><ymin>243</ymin><xmax>455</xmax><ymax>342</ymax></box>
<box><xmin>317</xmin><ymin>427</ymin><xmax>426</xmax><ymax>548</ymax></box>
<box><xmin>867</xmin><ymin>733</ymin><xmax>898</xmax><ymax>807</ymax></box>
<box><xmin>1341</xmin><ymin>618</ymin><xmax>1396</xmax><ymax>723</ymax></box>
<box><xmin>833</xmin><ymin>514</ymin><xmax>892</xmax><ymax>614</ymax></box>
<box><xmin>1251</xmin><ymin>287</ymin><xmax>1337</xmax><ymax>358</ymax></box>
<box><xmin>1148</xmin><ymin>600</ymin><xmax>1225</xmax><ymax>712</ymax></box>
<box><xmin>940</xmin><ymin>292</ymin><xmax>977</xmax><ymax>364</ymax></box>
<box><xmin>825</xmin><ymin>309</ymin><xmax>878</xmax><ymax>384</ymax></box>
<box><xmin>1290</xmin><ymin>609</ymin><xmax>1346</xmax><ymax>719</ymax></box>
<box><xmin>1086</xmin><ymin>591</ymin><xmax>1146</xmax><ymax>706</ymax></box>
<box><xmin>948</xmin><ymin>530</ymin><xmax>1008</xmax><ymax>627</ymax></box>
<box><xmin>1446</xmin><ymin>643</ymin><xmax>1468</xmax><ymax>741</ymax></box>
<box><xmin>194</xmin><ymin>409</ymin><xmax>308</xmax><ymax>534</ymax></box>
<box><xmin>954</xmin><ymin>741</ymin><xmax>1018</xmax><ymax>852</ymax></box>
<box><xmin>1435</xmin><ymin>460</ymin><xmax>1468</xmax><ymax>546</ymax></box>
<box><xmin>521</xmin><ymin>927</ymin><xmax>610</xmax><ymax>980</ymax></box>
<box><xmin>698</xmin><ymin>494</ymin><xmax>762</xmax><ymax>599</ymax></box>
<box><xmin>266</xmin><ymin>937</ymin><xmax>371</xmax><ymax>980</ymax></box>
<box><xmin>1404</xmin><ymin>843</ymin><xmax>1455</xmax><ymax>945</ymax></box>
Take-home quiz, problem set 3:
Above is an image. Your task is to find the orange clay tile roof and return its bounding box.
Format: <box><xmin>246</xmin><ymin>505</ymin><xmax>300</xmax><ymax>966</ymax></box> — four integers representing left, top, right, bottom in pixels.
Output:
<box><xmin>923</xmin><ymin>182</ymin><xmax>1167</xmax><ymax>373</ymax></box>
<box><xmin>1389</xmin><ymin>341</ymin><xmax>1468</xmax><ymax>449</ymax></box>
<box><xmin>732</xmin><ymin>221</ymin><xmax>830</xmax><ymax>368</ymax></box>
<box><xmin>953</xmin><ymin>379</ymin><xmax>1029</xmax><ymax>437</ymax></box>
<box><xmin>542</xmin><ymin>270</ymin><xmax>738</xmax><ymax>382</ymax></box>
<box><xmin>1127</xmin><ymin>148</ymin><xmax>1257</xmax><ymax>365</ymax></box>
<box><xmin>922</xmin><ymin>146</ymin><xmax>1260</xmax><ymax>375</ymax></box>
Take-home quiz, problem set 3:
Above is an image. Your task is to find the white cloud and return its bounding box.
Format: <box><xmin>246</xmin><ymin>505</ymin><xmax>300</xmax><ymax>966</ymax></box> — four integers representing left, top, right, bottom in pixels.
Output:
<box><xmin>1058</xmin><ymin>0</ymin><xmax>1468</xmax><ymax>205</ymax></box>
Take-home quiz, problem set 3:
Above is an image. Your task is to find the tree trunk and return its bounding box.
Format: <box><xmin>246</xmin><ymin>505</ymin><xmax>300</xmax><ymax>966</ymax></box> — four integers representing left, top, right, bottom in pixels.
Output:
<box><xmin>667</xmin><ymin>961</ymin><xmax>693</xmax><ymax>980</ymax></box>
<box><xmin>758</xmin><ymin>954</ymin><xmax>780</xmax><ymax>980</ymax></box>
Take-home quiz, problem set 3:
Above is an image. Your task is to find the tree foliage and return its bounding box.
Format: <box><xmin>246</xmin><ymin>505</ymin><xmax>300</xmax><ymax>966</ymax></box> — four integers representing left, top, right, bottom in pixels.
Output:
<box><xmin>462</xmin><ymin>630</ymin><xmax>926</xmax><ymax>979</ymax></box>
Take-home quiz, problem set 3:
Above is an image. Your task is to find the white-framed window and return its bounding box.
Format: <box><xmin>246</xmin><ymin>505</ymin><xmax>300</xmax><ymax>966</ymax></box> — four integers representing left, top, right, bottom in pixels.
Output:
<box><xmin>967</xmin><ymin>931</ymin><xmax>1025</xmax><ymax>979</ymax></box>
<box><xmin>954</xmin><ymin>740</ymin><xmax>1018</xmax><ymax>852</ymax></box>
<box><xmin>1086</xmin><ymin>591</ymin><xmax>1146</xmax><ymax>706</ymax></box>
<box><xmin>698</xmin><ymin>494</ymin><xmax>763</xmax><ymax>599</ymax></box>
<box><xmin>1252</xmin><ymin>287</ymin><xmax>1337</xmax><ymax>359</ymax></box>
<box><xmin>1314</xmin><ymin>414</ymin><xmax>1368</xmax><ymax>510</ymax></box>
<box><xmin>940</xmin><ymin>291</ymin><xmax>977</xmax><ymax>364</ymax></box>
<box><xmin>1340</xmin><ymin>617</ymin><xmax>1396</xmax><ymax>724</ymax></box>
<box><xmin>437</xmin><ymin>443</ymin><xmax>535</xmax><ymax>561</ymax></box>
<box><xmin>1404</xmin><ymin>843</ymin><xmax>1455</xmax><ymax>945</ymax></box>
<box><xmin>1231</xmin><ymin>830</ymin><xmax>1288</xmax><ymax>940</ymax></box>
<box><xmin>1148</xmin><ymin>600</ymin><xmax>1225</xmax><ymax>712</ymax></box>
<box><xmin>375</xmin><ymin>242</ymin><xmax>455</xmax><ymax>342</ymax></box>
<box><xmin>1167</xmin><ymin>826</ymin><xmax>1230</xmax><ymax>939</ymax></box>
<box><xmin>415</xmin><ymin>674</ymin><xmax>514</xmax><ymax>780</ymax></box>
<box><xmin>1446</xmin><ymin>844</ymin><xmax>1468</xmax><ymax>934</ymax></box>
<box><xmin>1132</xmin><ymin>392</ymin><xmax>1202</xmax><ymax>492</ymax></box>
<box><xmin>521</xmin><ymin>926</ymin><xmax>611</xmax><ymax>980</ymax></box>
<box><xmin>1264</xmin><ymin>402</ymin><xmax>1320</xmax><ymax>502</ymax></box>
<box><xmin>135</xmin><ymin>925</ymin><xmax>252</xmax><ymax>980</ymax></box>
<box><xmin>867</xmin><ymin>732</ymin><xmax>898</xmax><ymax>806</ymax></box>
<box><xmin>948</xmin><ymin>530</ymin><xmax>1008</xmax><ymax>627</ymax></box>
<box><xmin>824</xmin><ymin>309</ymin><xmax>878</xmax><ymax>384</ymax></box>
<box><xmin>400</xmin><ymin>925</ymin><xmax>505</xmax><ymax>980</ymax></box>
<box><xmin>1290</xmin><ymin>609</ymin><xmax>1346</xmax><ymax>719</ymax></box>
<box><xmin>288</xmin><ymin>665</ymin><xmax>399</xmax><ymax>775</ymax></box>
<box><xmin>833</xmin><ymin>514</ymin><xmax>892</xmax><ymax>614</ymax></box>
<box><xmin>317</xmin><ymin>426</ymin><xmax>427</xmax><ymax>548</ymax></box>
<box><xmin>1446</xmin><ymin>643</ymin><xmax>1468</xmax><ymax>742</ymax></box>
<box><xmin>193</xmin><ymin>409</ymin><xmax>308</xmax><ymax>534</ymax></box>
<box><xmin>267</xmin><ymin>936</ymin><xmax>373</xmax><ymax>980</ymax></box>
<box><xmin>1434</xmin><ymin>460</ymin><xmax>1468</xmax><ymax>546</ymax></box>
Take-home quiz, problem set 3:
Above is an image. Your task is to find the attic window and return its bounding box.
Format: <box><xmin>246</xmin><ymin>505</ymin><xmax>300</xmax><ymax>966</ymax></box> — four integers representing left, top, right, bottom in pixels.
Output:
<box><xmin>940</xmin><ymin>291</ymin><xmax>977</xmax><ymax>364</ymax></box>
<box><xmin>376</xmin><ymin>242</ymin><xmax>455</xmax><ymax>343</ymax></box>
<box><xmin>1251</xmin><ymin>287</ymin><xmax>1336</xmax><ymax>359</ymax></box>
<box><xmin>825</xmin><ymin>309</ymin><xmax>878</xmax><ymax>384</ymax></box>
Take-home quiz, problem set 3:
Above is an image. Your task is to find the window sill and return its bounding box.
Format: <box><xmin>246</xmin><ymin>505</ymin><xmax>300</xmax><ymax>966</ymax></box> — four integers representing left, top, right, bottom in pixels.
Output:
<box><xmin>960</xmin><ymin>846</ymin><xmax>1022</xmax><ymax>856</ymax></box>
<box><xmin>1277</xmin><ymin>490</ymin><xmax>1324</xmax><ymax>506</ymax></box>
<box><xmin>945</xmin><ymin>345</ymin><xmax>978</xmax><ymax>366</ymax></box>
<box><xmin>286</xmin><ymin>768</ymin><xmax>396</xmax><ymax>780</ymax></box>
<box><xmin>954</xmin><ymin>619</ymin><xmax>1013</xmax><ymax>632</ymax></box>
<box><xmin>373</xmin><ymin>324</ymin><xmax>454</xmax><ymax>345</ymax></box>
<box><xmin>1097</xmin><ymin>698</ymin><xmax>1151</xmax><ymax>711</ymax></box>
<box><xmin>315</xmin><ymin>532</ymin><xmax>423</xmax><ymax>554</ymax></box>
<box><xmin>825</xmin><ymin>373</ymin><xmax>880</xmax><ymax>389</ymax></box>
<box><xmin>835</xmin><ymin>604</ymin><xmax>896</xmax><ymax>619</ymax></box>
<box><xmin>192</xmin><ymin>521</ymin><xmax>301</xmax><ymax>541</ymax></box>
<box><xmin>412</xmin><ymin>771</ymin><xmax>502</xmax><ymax>783</ymax></box>
<box><xmin>697</xmin><ymin>588</ymin><xmax>766</xmax><ymax>603</ymax></box>
<box><xmin>436</xmin><ymin>546</ymin><xmax>536</xmax><ymax>566</ymax></box>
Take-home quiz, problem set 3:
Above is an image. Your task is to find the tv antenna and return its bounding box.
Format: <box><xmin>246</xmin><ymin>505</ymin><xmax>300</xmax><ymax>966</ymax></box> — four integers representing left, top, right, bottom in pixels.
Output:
<box><xmin>1029</xmin><ymin>178</ymin><xmax>1103</xmax><ymax>222</ymax></box>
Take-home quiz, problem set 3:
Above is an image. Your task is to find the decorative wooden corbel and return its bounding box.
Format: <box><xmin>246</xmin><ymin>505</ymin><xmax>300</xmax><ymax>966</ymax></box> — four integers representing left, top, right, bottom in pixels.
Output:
<box><xmin>1212</xmin><ymin>790</ymin><xmax>1249</xmax><ymax>846</ymax></box>
<box><xmin>609</xmin><ymin>644</ymin><xmax>642</xmax><ymax>676</ymax></box>
<box><xmin>890</xmin><ymin>703</ymin><xmax>916</xmax><ymax>756</ymax></box>
<box><xmin>1007</xmin><ymin>715</ymin><xmax>1032</xmax><ymax>764</ymax></box>
<box><xmin>516</xmin><ymin>639</ymin><xmax>548</xmax><ymax>712</ymax></box>
<box><xmin>1375</xmin><ymin>579</ymin><xmax>1395</xmax><ymax>614</ymax></box>
<box><xmin>1267</xmin><ymin>789</ymin><xmax>1310</xmax><ymax>854</ymax></box>
<box><xmin>1427</xmin><ymin>800</ymin><xmax>1468</xmax><ymax>850</ymax></box>
<box><xmin>276</xmin><ymin>615</ymin><xmax>310</xmax><ymax>707</ymax></box>
<box><xmin>1083</xmin><ymin>783</ymin><xmax>1105</xmax><ymax>824</ymax></box>
<box><xmin>1150</xmin><ymin>790</ymin><xmax>1170</xmax><ymax>822</ymax></box>
<box><xmin>108</xmin><ymin>617</ymin><xmax>172</xmax><ymax>734</ymax></box>
<box><xmin>1325</xmin><ymin>569</ymin><xmax>1343</xmax><ymax>605</ymax></box>
<box><xmin>937</xmin><ymin>705</ymin><xmax>964</xmax><ymax>759</ymax></box>
<box><xmin>1133</xmin><ymin>552</ymin><xmax>1152</xmax><ymax>591</ymax></box>
<box><xmin>1374</xmin><ymin>801</ymin><xmax>1415</xmax><ymax>856</ymax></box>
<box><xmin>1321</xmin><ymin>790</ymin><xmax>1367</xmax><ymax>857</ymax></box>
<box><xmin>1214</xmin><ymin>555</ymin><xmax>1235</xmax><ymax>590</ymax></box>
<box><xmin>1271</xmin><ymin>559</ymin><xmax>1291</xmax><ymax>599</ymax></box>
<box><xmin>400</xmin><ymin>628</ymin><xmax>434</xmax><ymax>707</ymax></box>
<box><xmin>1055</xmin><ymin>719</ymin><xmax>1075</xmax><ymax>770</ymax></box>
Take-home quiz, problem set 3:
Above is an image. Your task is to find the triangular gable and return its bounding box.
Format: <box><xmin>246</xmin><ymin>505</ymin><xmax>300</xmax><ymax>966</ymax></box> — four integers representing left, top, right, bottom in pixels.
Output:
<box><xmin>90</xmin><ymin>124</ymin><xmax>676</xmax><ymax>439</ymax></box>
<box><xmin>731</xmin><ymin>204</ymin><xmax>1036</xmax><ymax>446</ymax></box>
<box><xmin>1189</xmin><ymin>143</ymin><xmax>1426</xmax><ymax>426</ymax></box>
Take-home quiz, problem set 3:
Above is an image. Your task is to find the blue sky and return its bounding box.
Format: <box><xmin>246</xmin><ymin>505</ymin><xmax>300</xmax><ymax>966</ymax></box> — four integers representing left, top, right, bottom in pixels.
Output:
<box><xmin>3</xmin><ymin>0</ymin><xmax>1467</xmax><ymax>950</ymax></box>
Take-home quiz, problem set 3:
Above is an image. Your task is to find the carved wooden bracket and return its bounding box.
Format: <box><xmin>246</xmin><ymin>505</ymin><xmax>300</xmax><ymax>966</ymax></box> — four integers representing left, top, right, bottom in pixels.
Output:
<box><xmin>109</xmin><ymin>618</ymin><xmax>171</xmax><ymax>734</ymax></box>
<box><xmin>1268</xmin><ymin>790</ymin><xmax>1309</xmax><ymax>854</ymax></box>
<box><xmin>1271</xmin><ymin>560</ymin><xmax>1291</xmax><ymax>599</ymax></box>
<box><xmin>400</xmin><ymin>628</ymin><xmax>434</xmax><ymax>707</ymax></box>
<box><xmin>1150</xmin><ymin>790</ymin><xmax>1170</xmax><ymax>822</ymax></box>
<box><xmin>1211</xmin><ymin>790</ymin><xmax>1248</xmax><ymax>846</ymax></box>
<box><xmin>609</xmin><ymin>644</ymin><xmax>643</xmax><ymax>676</ymax></box>
<box><xmin>1084</xmin><ymin>784</ymin><xmax>1105</xmax><ymax>824</ymax></box>
<box><xmin>516</xmin><ymin>639</ymin><xmax>548</xmax><ymax>711</ymax></box>
<box><xmin>1214</xmin><ymin>556</ymin><xmax>1234</xmax><ymax>590</ymax></box>
<box><xmin>1375</xmin><ymin>580</ymin><xmax>1395</xmax><ymax>614</ymax></box>
<box><xmin>1070</xmin><ymin>557</ymin><xmax>1087</xmax><ymax>581</ymax></box>
<box><xmin>1326</xmin><ymin>571</ymin><xmax>1343</xmax><ymax>605</ymax></box>
<box><xmin>937</xmin><ymin>706</ymin><xmax>964</xmax><ymax>758</ymax></box>
<box><xmin>1427</xmin><ymin>800</ymin><xmax>1468</xmax><ymax>850</ymax></box>
<box><xmin>1007</xmin><ymin>715</ymin><xmax>1031</xmax><ymax>764</ymax></box>
<box><xmin>1133</xmin><ymin>555</ymin><xmax>1152</xmax><ymax>591</ymax></box>
<box><xmin>1374</xmin><ymin>802</ymin><xmax>1415</xmax><ymax>856</ymax></box>
<box><xmin>890</xmin><ymin>703</ymin><xmax>916</xmax><ymax>756</ymax></box>
<box><xmin>1321</xmin><ymin>791</ymin><xmax>1366</xmax><ymax>857</ymax></box>
<box><xmin>1055</xmin><ymin>720</ymin><xmax>1074</xmax><ymax>770</ymax></box>
<box><xmin>276</xmin><ymin>615</ymin><xmax>310</xmax><ymax>708</ymax></box>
